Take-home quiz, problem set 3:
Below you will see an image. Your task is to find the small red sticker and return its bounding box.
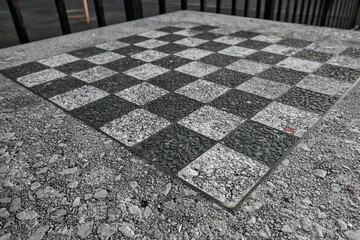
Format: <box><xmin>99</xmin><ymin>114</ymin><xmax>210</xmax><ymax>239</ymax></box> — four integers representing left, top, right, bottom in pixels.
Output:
<box><xmin>284</xmin><ymin>126</ymin><xmax>295</xmax><ymax>135</ymax></box>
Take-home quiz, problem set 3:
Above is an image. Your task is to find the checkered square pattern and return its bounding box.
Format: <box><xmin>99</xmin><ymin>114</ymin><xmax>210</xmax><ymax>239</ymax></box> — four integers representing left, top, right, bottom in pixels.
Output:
<box><xmin>3</xmin><ymin>23</ymin><xmax>356</xmax><ymax>209</ymax></box>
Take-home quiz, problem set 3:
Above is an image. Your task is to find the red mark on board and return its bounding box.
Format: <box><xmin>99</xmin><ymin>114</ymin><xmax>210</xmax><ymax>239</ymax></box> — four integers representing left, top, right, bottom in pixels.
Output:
<box><xmin>347</xmin><ymin>186</ymin><xmax>355</xmax><ymax>195</ymax></box>
<box><xmin>284</xmin><ymin>126</ymin><xmax>295</xmax><ymax>135</ymax></box>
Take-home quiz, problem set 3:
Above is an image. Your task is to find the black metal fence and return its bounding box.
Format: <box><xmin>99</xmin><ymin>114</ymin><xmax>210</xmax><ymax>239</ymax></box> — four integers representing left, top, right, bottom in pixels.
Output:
<box><xmin>6</xmin><ymin>0</ymin><xmax>360</xmax><ymax>44</ymax></box>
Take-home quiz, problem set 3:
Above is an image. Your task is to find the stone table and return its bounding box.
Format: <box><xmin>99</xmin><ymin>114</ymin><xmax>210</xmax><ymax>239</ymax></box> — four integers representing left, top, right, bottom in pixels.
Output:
<box><xmin>0</xmin><ymin>10</ymin><xmax>359</xmax><ymax>239</ymax></box>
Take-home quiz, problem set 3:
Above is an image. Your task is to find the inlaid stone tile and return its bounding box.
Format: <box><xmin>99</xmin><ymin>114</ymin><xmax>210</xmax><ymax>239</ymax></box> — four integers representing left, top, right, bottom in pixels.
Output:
<box><xmin>131</xmin><ymin>50</ymin><xmax>169</xmax><ymax>62</ymax></box>
<box><xmin>237</xmin><ymin>40</ymin><xmax>271</xmax><ymax>50</ymax></box>
<box><xmin>118</xmin><ymin>35</ymin><xmax>149</xmax><ymax>44</ymax></box>
<box><xmin>252</xmin><ymin>101</ymin><xmax>321</xmax><ymax>137</ymax></box>
<box><xmin>245</xmin><ymin>51</ymin><xmax>287</xmax><ymax>65</ymax></box>
<box><xmin>236</xmin><ymin>77</ymin><xmax>291</xmax><ymax>99</ymax></box>
<box><xmin>115</xmin><ymin>82</ymin><xmax>168</xmax><ymax>105</ymax></box>
<box><xmin>31</xmin><ymin>76</ymin><xmax>85</xmax><ymax>98</ymax></box>
<box><xmin>340</xmin><ymin>47</ymin><xmax>360</xmax><ymax>58</ymax></box>
<box><xmin>305</xmin><ymin>42</ymin><xmax>348</xmax><ymax>54</ymax></box>
<box><xmin>213</xmin><ymin>35</ymin><xmax>246</xmax><ymax>45</ymax></box>
<box><xmin>123</xmin><ymin>63</ymin><xmax>169</xmax><ymax>80</ymax></box>
<box><xmin>178</xmin><ymin>143</ymin><xmax>269</xmax><ymax>207</ymax></box>
<box><xmin>103</xmin><ymin>57</ymin><xmax>144</xmax><ymax>72</ymax></box>
<box><xmin>152</xmin><ymin>55</ymin><xmax>191</xmax><ymax>70</ymax></box>
<box><xmin>209</xmin><ymin>27</ymin><xmax>238</xmax><ymax>35</ymax></box>
<box><xmin>314</xmin><ymin>64</ymin><xmax>360</xmax><ymax>83</ymax></box>
<box><xmin>133</xmin><ymin>124</ymin><xmax>216</xmax><ymax>173</ymax></box>
<box><xmin>262</xmin><ymin>44</ymin><xmax>301</xmax><ymax>56</ymax></box>
<box><xmin>230</xmin><ymin>30</ymin><xmax>260</xmax><ymax>38</ymax></box>
<box><xmin>144</xmin><ymin>93</ymin><xmax>203</xmax><ymax>121</ymax></box>
<box><xmin>49</xmin><ymin>85</ymin><xmax>109</xmax><ymax>110</ymax></box>
<box><xmin>327</xmin><ymin>55</ymin><xmax>360</xmax><ymax>70</ymax></box>
<box><xmin>226</xmin><ymin>59</ymin><xmax>271</xmax><ymax>75</ymax></box>
<box><xmin>204</xmin><ymin>69</ymin><xmax>252</xmax><ymax>87</ymax></box>
<box><xmin>174</xmin><ymin>48</ymin><xmax>213</xmax><ymax>60</ymax></box>
<box><xmin>277</xmin><ymin>57</ymin><xmax>322</xmax><ymax>73</ymax></box>
<box><xmin>96</xmin><ymin>40</ymin><xmax>129</xmax><ymax>51</ymax></box>
<box><xmin>101</xmin><ymin>109</ymin><xmax>170</xmax><ymax>147</ymax></box>
<box><xmin>85</xmin><ymin>52</ymin><xmax>125</xmax><ymax>65</ymax></box>
<box><xmin>112</xmin><ymin>45</ymin><xmax>147</xmax><ymax>56</ymax></box>
<box><xmin>1</xmin><ymin>62</ymin><xmax>49</xmax><ymax>80</ymax></box>
<box><xmin>197</xmin><ymin>41</ymin><xmax>229</xmax><ymax>51</ymax></box>
<box><xmin>174</xmin><ymin>29</ymin><xmax>203</xmax><ymax>37</ymax></box>
<box><xmin>55</xmin><ymin>60</ymin><xmax>96</xmax><ymax>74</ymax></box>
<box><xmin>200</xmin><ymin>53</ymin><xmax>239</xmax><ymax>67</ymax></box>
<box><xmin>17</xmin><ymin>69</ymin><xmax>67</xmax><ymax>87</ymax></box>
<box><xmin>219</xmin><ymin>46</ymin><xmax>257</xmax><ymax>57</ymax></box>
<box><xmin>223</xmin><ymin>120</ymin><xmax>299</xmax><ymax>166</ymax></box>
<box><xmin>296</xmin><ymin>74</ymin><xmax>353</xmax><ymax>97</ymax></box>
<box><xmin>251</xmin><ymin>35</ymin><xmax>283</xmax><ymax>43</ymax></box>
<box><xmin>91</xmin><ymin>74</ymin><xmax>142</xmax><ymax>93</ymax></box>
<box><xmin>72</xmin><ymin>66</ymin><xmax>117</xmax><ymax>83</ymax></box>
<box><xmin>70</xmin><ymin>95</ymin><xmax>137</xmax><ymax>128</ymax></box>
<box><xmin>175</xmin><ymin>61</ymin><xmax>220</xmax><ymax>78</ymax></box>
<box><xmin>277</xmin><ymin>87</ymin><xmax>338</xmax><ymax>114</ymax></box>
<box><xmin>148</xmin><ymin>71</ymin><xmax>197</xmax><ymax>91</ymax></box>
<box><xmin>38</xmin><ymin>53</ymin><xmax>80</xmax><ymax>67</ymax></box>
<box><xmin>172</xmin><ymin>23</ymin><xmax>200</xmax><ymax>28</ymax></box>
<box><xmin>277</xmin><ymin>38</ymin><xmax>312</xmax><ymax>48</ymax></box>
<box><xmin>259</xmin><ymin>67</ymin><xmax>308</xmax><ymax>85</ymax></box>
<box><xmin>191</xmin><ymin>25</ymin><xmax>218</xmax><ymax>32</ymax></box>
<box><xmin>134</xmin><ymin>39</ymin><xmax>169</xmax><ymax>49</ymax></box>
<box><xmin>68</xmin><ymin>46</ymin><xmax>106</xmax><ymax>58</ymax></box>
<box><xmin>153</xmin><ymin>43</ymin><xmax>188</xmax><ymax>54</ymax></box>
<box><xmin>194</xmin><ymin>32</ymin><xmax>223</xmax><ymax>41</ymax></box>
<box><xmin>174</xmin><ymin>37</ymin><xmax>209</xmax><ymax>47</ymax></box>
<box><xmin>156</xmin><ymin>26</ymin><xmax>184</xmax><ymax>33</ymax></box>
<box><xmin>210</xmin><ymin>89</ymin><xmax>272</xmax><ymax>118</ymax></box>
<box><xmin>157</xmin><ymin>34</ymin><xmax>186</xmax><ymax>43</ymax></box>
<box><xmin>176</xmin><ymin>79</ymin><xmax>229</xmax><ymax>103</ymax></box>
<box><xmin>293</xmin><ymin>49</ymin><xmax>333</xmax><ymax>62</ymax></box>
<box><xmin>178</xmin><ymin>106</ymin><xmax>244</xmax><ymax>140</ymax></box>
<box><xmin>137</xmin><ymin>30</ymin><xmax>169</xmax><ymax>38</ymax></box>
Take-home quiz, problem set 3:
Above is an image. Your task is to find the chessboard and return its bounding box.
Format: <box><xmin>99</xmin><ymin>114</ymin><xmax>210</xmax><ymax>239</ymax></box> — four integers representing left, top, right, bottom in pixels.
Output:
<box><xmin>2</xmin><ymin>23</ymin><xmax>359</xmax><ymax>208</ymax></box>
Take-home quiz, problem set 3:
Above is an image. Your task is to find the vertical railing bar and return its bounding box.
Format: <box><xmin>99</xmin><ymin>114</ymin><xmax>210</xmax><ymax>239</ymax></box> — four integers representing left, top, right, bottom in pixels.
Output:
<box><xmin>292</xmin><ymin>0</ymin><xmax>298</xmax><ymax>23</ymax></box>
<box><xmin>6</xmin><ymin>0</ymin><xmax>29</xmax><ymax>44</ymax></box>
<box><xmin>216</xmin><ymin>0</ymin><xmax>222</xmax><ymax>13</ymax></box>
<box><xmin>319</xmin><ymin>0</ymin><xmax>332</xmax><ymax>26</ymax></box>
<box><xmin>298</xmin><ymin>0</ymin><xmax>306</xmax><ymax>23</ymax></box>
<box><xmin>330</xmin><ymin>0</ymin><xmax>341</xmax><ymax>27</ymax></box>
<box><xmin>124</xmin><ymin>0</ymin><xmax>143</xmax><ymax>21</ymax></box>
<box><xmin>334</xmin><ymin>0</ymin><xmax>344</xmax><ymax>27</ymax></box>
<box><xmin>351</xmin><ymin>0</ymin><xmax>360</xmax><ymax>28</ymax></box>
<box><xmin>54</xmin><ymin>0</ymin><xmax>71</xmax><ymax>34</ymax></box>
<box><xmin>264</xmin><ymin>0</ymin><xmax>275</xmax><ymax>19</ymax></box>
<box><xmin>244</xmin><ymin>0</ymin><xmax>249</xmax><ymax>16</ymax></box>
<box><xmin>347</xmin><ymin>0</ymin><xmax>358</xmax><ymax>28</ymax></box>
<box><xmin>304</xmin><ymin>0</ymin><xmax>312</xmax><ymax>24</ymax></box>
<box><xmin>232</xmin><ymin>0</ymin><xmax>237</xmax><ymax>15</ymax></box>
<box><xmin>159</xmin><ymin>0</ymin><xmax>166</xmax><ymax>14</ymax></box>
<box><xmin>325</xmin><ymin>0</ymin><xmax>335</xmax><ymax>26</ymax></box>
<box><xmin>93</xmin><ymin>0</ymin><xmax>106</xmax><ymax>27</ymax></box>
<box><xmin>181</xmin><ymin>0</ymin><xmax>187</xmax><ymax>10</ymax></box>
<box><xmin>284</xmin><ymin>0</ymin><xmax>290</xmax><ymax>22</ymax></box>
<box><xmin>256</xmin><ymin>0</ymin><xmax>262</xmax><ymax>18</ymax></box>
<box><xmin>316</xmin><ymin>0</ymin><xmax>325</xmax><ymax>25</ymax></box>
<box><xmin>310</xmin><ymin>0</ymin><xmax>319</xmax><ymax>25</ymax></box>
<box><xmin>339</xmin><ymin>0</ymin><xmax>351</xmax><ymax>28</ymax></box>
<box><xmin>200</xmin><ymin>0</ymin><xmax>206</xmax><ymax>11</ymax></box>
<box><xmin>277</xmin><ymin>0</ymin><xmax>283</xmax><ymax>21</ymax></box>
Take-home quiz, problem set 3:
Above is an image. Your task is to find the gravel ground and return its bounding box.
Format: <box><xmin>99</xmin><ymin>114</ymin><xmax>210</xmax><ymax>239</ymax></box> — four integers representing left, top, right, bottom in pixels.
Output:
<box><xmin>1</xmin><ymin>11</ymin><xmax>360</xmax><ymax>239</ymax></box>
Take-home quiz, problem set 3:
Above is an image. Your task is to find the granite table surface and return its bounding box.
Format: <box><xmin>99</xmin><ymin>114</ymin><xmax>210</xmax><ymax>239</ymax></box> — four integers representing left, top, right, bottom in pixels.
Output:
<box><xmin>0</xmin><ymin>11</ymin><xmax>359</xmax><ymax>239</ymax></box>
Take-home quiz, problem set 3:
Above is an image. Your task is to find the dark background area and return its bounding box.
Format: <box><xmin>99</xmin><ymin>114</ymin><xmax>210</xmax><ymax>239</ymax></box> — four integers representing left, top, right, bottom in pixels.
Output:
<box><xmin>1</xmin><ymin>0</ymin><xmax>359</xmax><ymax>49</ymax></box>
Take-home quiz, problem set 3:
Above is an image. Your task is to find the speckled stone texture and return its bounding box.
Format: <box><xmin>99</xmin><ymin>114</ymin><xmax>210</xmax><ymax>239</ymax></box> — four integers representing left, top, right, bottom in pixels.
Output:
<box><xmin>178</xmin><ymin>144</ymin><xmax>269</xmax><ymax>207</ymax></box>
<box><xmin>1</xmin><ymin>18</ymin><xmax>359</xmax><ymax>211</ymax></box>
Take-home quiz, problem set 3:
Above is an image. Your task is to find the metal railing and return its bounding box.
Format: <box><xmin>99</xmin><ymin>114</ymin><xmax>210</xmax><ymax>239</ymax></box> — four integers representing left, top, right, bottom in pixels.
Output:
<box><xmin>6</xmin><ymin>0</ymin><xmax>360</xmax><ymax>44</ymax></box>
